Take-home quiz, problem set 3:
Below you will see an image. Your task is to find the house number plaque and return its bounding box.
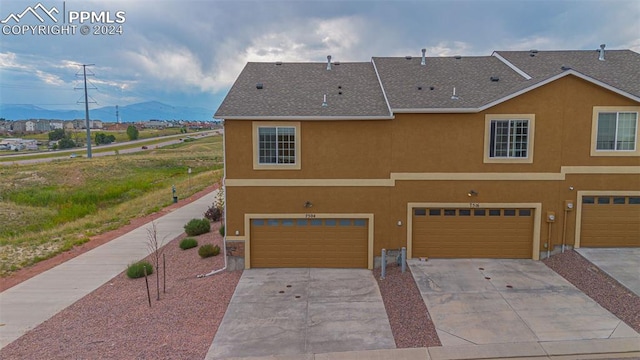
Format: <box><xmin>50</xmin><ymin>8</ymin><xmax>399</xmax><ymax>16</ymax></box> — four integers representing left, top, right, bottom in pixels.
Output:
<box><xmin>305</xmin><ymin>214</ymin><xmax>316</xmax><ymax>218</ymax></box>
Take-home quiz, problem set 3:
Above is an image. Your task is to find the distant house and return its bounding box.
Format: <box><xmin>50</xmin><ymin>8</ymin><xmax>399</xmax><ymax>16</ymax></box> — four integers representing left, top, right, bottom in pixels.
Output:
<box><xmin>141</xmin><ymin>120</ymin><xmax>168</xmax><ymax>129</ymax></box>
<box><xmin>51</xmin><ymin>121</ymin><xmax>64</xmax><ymax>130</ymax></box>
<box><xmin>215</xmin><ymin>46</ymin><xmax>640</xmax><ymax>270</ymax></box>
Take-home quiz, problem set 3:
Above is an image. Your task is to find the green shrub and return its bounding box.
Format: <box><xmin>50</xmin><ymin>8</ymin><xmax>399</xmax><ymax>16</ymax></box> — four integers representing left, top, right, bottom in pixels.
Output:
<box><xmin>184</xmin><ymin>218</ymin><xmax>211</xmax><ymax>236</ymax></box>
<box><xmin>180</xmin><ymin>237</ymin><xmax>198</xmax><ymax>250</ymax></box>
<box><xmin>219</xmin><ymin>224</ymin><xmax>225</xmax><ymax>237</ymax></box>
<box><xmin>198</xmin><ymin>244</ymin><xmax>220</xmax><ymax>258</ymax></box>
<box><xmin>126</xmin><ymin>261</ymin><xmax>153</xmax><ymax>279</ymax></box>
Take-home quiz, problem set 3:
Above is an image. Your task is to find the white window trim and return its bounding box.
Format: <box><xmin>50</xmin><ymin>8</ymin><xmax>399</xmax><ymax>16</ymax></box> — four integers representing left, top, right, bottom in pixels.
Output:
<box><xmin>252</xmin><ymin>121</ymin><xmax>301</xmax><ymax>170</ymax></box>
<box><xmin>591</xmin><ymin>106</ymin><xmax>640</xmax><ymax>157</ymax></box>
<box><xmin>484</xmin><ymin>114</ymin><xmax>535</xmax><ymax>164</ymax></box>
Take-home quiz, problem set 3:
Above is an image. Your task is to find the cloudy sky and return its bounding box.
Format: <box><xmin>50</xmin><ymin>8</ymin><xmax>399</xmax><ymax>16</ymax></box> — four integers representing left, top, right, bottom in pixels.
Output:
<box><xmin>1</xmin><ymin>0</ymin><xmax>638</xmax><ymax>116</ymax></box>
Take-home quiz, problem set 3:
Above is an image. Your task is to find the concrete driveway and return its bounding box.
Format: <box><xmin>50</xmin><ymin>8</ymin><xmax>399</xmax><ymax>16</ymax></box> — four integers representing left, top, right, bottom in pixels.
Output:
<box><xmin>408</xmin><ymin>258</ymin><xmax>639</xmax><ymax>347</ymax></box>
<box><xmin>576</xmin><ymin>248</ymin><xmax>640</xmax><ymax>296</ymax></box>
<box><xmin>205</xmin><ymin>268</ymin><xmax>395</xmax><ymax>359</ymax></box>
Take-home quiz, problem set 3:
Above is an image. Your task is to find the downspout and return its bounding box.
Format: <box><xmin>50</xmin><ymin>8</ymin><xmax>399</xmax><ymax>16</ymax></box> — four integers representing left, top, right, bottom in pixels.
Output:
<box><xmin>197</xmin><ymin>126</ymin><xmax>228</xmax><ymax>278</ymax></box>
<box><xmin>546</xmin><ymin>222</ymin><xmax>553</xmax><ymax>259</ymax></box>
<box><xmin>561</xmin><ymin>208</ymin><xmax>569</xmax><ymax>253</ymax></box>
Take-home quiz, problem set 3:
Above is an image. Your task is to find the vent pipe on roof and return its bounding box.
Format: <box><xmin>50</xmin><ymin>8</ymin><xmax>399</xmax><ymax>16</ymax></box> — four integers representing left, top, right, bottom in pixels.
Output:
<box><xmin>421</xmin><ymin>48</ymin><xmax>426</xmax><ymax>66</ymax></box>
<box><xmin>322</xmin><ymin>94</ymin><xmax>328</xmax><ymax>107</ymax></box>
<box><xmin>451</xmin><ymin>87</ymin><xmax>459</xmax><ymax>100</ymax></box>
<box><xmin>327</xmin><ymin>55</ymin><xmax>332</xmax><ymax>70</ymax></box>
<box><xmin>598</xmin><ymin>44</ymin><xmax>606</xmax><ymax>61</ymax></box>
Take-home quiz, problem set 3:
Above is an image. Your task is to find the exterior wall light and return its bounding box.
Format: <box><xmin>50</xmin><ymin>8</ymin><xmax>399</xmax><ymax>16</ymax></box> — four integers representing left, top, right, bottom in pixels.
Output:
<box><xmin>468</xmin><ymin>190</ymin><xmax>478</xmax><ymax>197</ymax></box>
<box><xmin>304</xmin><ymin>201</ymin><xmax>313</xmax><ymax>208</ymax></box>
<box><xmin>397</xmin><ymin>220</ymin><xmax>402</xmax><ymax>227</ymax></box>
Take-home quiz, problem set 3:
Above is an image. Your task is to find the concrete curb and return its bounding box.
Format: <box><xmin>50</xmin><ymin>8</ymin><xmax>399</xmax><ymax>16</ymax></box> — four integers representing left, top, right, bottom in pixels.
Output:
<box><xmin>214</xmin><ymin>338</ymin><xmax>640</xmax><ymax>360</ymax></box>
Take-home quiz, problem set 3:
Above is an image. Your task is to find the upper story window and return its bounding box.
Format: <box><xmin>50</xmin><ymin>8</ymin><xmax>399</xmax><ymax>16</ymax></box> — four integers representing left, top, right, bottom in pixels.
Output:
<box><xmin>252</xmin><ymin>122</ymin><xmax>301</xmax><ymax>170</ymax></box>
<box><xmin>258</xmin><ymin>126</ymin><xmax>296</xmax><ymax>164</ymax></box>
<box><xmin>490</xmin><ymin>119</ymin><xmax>529</xmax><ymax>158</ymax></box>
<box><xmin>591</xmin><ymin>107</ymin><xmax>640</xmax><ymax>157</ymax></box>
<box><xmin>484</xmin><ymin>114</ymin><xmax>535</xmax><ymax>163</ymax></box>
<box><xmin>596</xmin><ymin>112</ymin><xmax>637</xmax><ymax>151</ymax></box>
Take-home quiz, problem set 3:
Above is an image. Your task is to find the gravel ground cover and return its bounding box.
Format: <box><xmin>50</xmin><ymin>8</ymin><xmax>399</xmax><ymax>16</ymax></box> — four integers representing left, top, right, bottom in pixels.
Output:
<box><xmin>374</xmin><ymin>263</ymin><xmax>442</xmax><ymax>348</ymax></box>
<box><xmin>0</xmin><ymin>222</ymin><xmax>242</xmax><ymax>360</ymax></box>
<box><xmin>5</xmin><ymin>231</ymin><xmax>637</xmax><ymax>359</ymax></box>
<box><xmin>543</xmin><ymin>250</ymin><xmax>640</xmax><ymax>333</ymax></box>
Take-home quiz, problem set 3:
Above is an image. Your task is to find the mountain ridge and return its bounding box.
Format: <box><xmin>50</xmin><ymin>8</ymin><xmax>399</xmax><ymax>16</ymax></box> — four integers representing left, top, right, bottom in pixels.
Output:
<box><xmin>0</xmin><ymin>102</ymin><xmax>215</xmax><ymax>122</ymax></box>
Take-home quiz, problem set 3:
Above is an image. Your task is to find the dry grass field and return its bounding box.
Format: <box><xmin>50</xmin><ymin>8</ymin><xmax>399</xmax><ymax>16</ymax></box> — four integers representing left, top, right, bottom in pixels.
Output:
<box><xmin>0</xmin><ymin>134</ymin><xmax>223</xmax><ymax>276</ymax></box>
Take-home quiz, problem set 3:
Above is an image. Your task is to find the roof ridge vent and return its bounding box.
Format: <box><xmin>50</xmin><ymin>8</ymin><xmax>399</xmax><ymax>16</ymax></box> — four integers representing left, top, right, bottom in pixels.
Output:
<box><xmin>454</xmin><ymin>55</ymin><xmax>462</xmax><ymax>59</ymax></box>
<box><xmin>326</xmin><ymin>55</ymin><xmax>332</xmax><ymax>70</ymax></box>
<box><xmin>598</xmin><ymin>44</ymin><xmax>606</xmax><ymax>61</ymax></box>
<box><xmin>275</xmin><ymin>61</ymin><xmax>282</xmax><ymax>65</ymax></box>
<box><xmin>421</xmin><ymin>48</ymin><xmax>426</xmax><ymax>66</ymax></box>
<box><xmin>405</xmin><ymin>55</ymin><xmax>412</xmax><ymax>60</ymax></box>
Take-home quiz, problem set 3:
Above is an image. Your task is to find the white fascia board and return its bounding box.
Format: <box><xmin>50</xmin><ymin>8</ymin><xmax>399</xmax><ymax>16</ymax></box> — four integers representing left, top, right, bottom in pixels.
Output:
<box><xmin>393</xmin><ymin>108</ymin><xmax>479</xmax><ymax>114</ymax></box>
<box><xmin>394</xmin><ymin>70</ymin><xmax>640</xmax><ymax>114</ymax></box>
<box><xmin>218</xmin><ymin>115</ymin><xmax>395</xmax><ymax>121</ymax></box>
<box><xmin>492</xmin><ymin>52</ymin><xmax>532</xmax><ymax>80</ymax></box>
<box><xmin>479</xmin><ymin>70</ymin><xmax>640</xmax><ymax>111</ymax></box>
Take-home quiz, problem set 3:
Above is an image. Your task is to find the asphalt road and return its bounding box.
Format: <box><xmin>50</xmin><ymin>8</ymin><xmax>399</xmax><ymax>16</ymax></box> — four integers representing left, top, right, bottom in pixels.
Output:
<box><xmin>0</xmin><ymin>130</ymin><xmax>220</xmax><ymax>166</ymax></box>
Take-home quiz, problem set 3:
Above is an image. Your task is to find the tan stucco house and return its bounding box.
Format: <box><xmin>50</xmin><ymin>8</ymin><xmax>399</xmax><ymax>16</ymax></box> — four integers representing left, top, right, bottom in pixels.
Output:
<box><xmin>215</xmin><ymin>46</ymin><xmax>640</xmax><ymax>269</ymax></box>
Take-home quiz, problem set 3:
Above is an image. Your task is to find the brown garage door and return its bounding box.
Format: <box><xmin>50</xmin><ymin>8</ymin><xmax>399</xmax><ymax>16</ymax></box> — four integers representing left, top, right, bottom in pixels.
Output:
<box><xmin>250</xmin><ymin>218</ymin><xmax>368</xmax><ymax>268</ymax></box>
<box><xmin>413</xmin><ymin>208</ymin><xmax>533</xmax><ymax>258</ymax></box>
<box><xmin>581</xmin><ymin>196</ymin><xmax>640</xmax><ymax>247</ymax></box>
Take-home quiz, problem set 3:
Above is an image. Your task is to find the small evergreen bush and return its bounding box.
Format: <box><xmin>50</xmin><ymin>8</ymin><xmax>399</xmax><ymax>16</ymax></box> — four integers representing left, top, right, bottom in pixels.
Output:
<box><xmin>126</xmin><ymin>261</ymin><xmax>153</xmax><ymax>279</ymax></box>
<box><xmin>179</xmin><ymin>237</ymin><xmax>198</xmax><ymax>250</ymax></box>
<box><xmin>198</xmin><ymin>244</ymin><xmax>221</xmax><ymax>258</ymax></box>
<box><xmin>219</xmin><ymin>224</ymin><xmax>225</xmax><ymax>237</ymax></box>
<box><xmin>184</xmin><ymin>218</ymin><xmax>211</xmax><ymax>236</ymax></box>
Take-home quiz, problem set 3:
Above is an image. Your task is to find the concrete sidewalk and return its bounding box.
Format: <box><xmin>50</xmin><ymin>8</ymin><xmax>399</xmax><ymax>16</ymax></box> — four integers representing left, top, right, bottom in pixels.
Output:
<box><xmin>0</xmin><ymin>190</ymin><xmax>216</xmax><ymax>349</ymax></box>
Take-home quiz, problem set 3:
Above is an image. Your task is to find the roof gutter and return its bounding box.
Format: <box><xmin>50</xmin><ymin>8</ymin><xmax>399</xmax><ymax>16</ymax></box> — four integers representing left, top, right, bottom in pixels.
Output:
<box><xmin>394</xmin><ymin>70</ymin><xmax>640</xmax><ymax>114</ymax></box>
<box><xmin>217</xmin><ymin>115</ymin><xmax>395</xmax><ymax>121</ymax></box>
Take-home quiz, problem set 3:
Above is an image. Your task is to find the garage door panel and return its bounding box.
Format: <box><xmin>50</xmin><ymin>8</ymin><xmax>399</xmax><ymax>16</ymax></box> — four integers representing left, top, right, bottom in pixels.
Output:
<box><xmin>251</xmin><ymin>218</ymin><xmax>368</xmax><ymax>268</ymax></box>
<box><xmin>413</xmin><ymin>207</ymin><xmax>533</xmax><ymax>259</ymax></box>
<box><xmin>581</xmin><ymin>197</ymin><xmax>640</xmax><ymax>247</ymax></box>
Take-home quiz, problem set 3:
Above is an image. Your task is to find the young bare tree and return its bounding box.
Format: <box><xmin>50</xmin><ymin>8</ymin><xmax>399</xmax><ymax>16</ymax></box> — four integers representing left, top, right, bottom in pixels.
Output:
<box><xmin>146</xmin><ymin>221</ymin><xmax>168</xmax><ymax>300</ymax></box>
<box><xmin>214</xmin><ymin>179</ymin><xmax>225</xmax><ymax>223</ymax></box>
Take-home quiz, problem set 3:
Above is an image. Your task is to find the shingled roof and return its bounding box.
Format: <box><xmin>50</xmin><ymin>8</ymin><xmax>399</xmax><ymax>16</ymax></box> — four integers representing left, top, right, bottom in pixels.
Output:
<box><xmin>215</xmin><ymin>48</ymin><xmax>640</xmax><ymax>119</ymax></box>
<box><xmin>372</xmin><ymin>55</ymin><xmax>530</xmax><ymax>111</ymax></box>
<box><xmin>214</xmin><ymin>61</ymin><xmax>391</xmax><ymax>119</ymax></box>
<box><xmin>494</xmin><ymin>49</ymin><xmax>640</xmax><ymax>98</ymax></box>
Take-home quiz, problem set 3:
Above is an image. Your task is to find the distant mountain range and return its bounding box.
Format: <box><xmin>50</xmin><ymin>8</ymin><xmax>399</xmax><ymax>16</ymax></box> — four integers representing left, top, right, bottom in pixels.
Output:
<box><xmin>0</xmin><ymin>101</ymin><xmax>215</xmax><ymax>122</ymax></box>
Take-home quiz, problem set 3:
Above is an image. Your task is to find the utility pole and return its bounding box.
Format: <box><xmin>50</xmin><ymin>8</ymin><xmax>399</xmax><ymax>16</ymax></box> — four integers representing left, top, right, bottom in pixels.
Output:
<box><xmin>75</xmin><ymin>64</ymin><xmax>96</xmax><ymax>158</ymax></box>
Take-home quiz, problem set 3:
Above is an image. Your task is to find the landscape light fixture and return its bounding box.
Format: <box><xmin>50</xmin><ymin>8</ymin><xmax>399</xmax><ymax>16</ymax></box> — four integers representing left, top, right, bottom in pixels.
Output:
<box><xmin>467</xmin><ymin>190</ymin><xmax>478</xmax><ymax>197</ymax></box>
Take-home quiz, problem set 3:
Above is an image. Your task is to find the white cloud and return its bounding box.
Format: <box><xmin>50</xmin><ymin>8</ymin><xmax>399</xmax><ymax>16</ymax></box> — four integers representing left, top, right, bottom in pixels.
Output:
<box><xmin>0</xmin><ymin>52</ymin><xmax>29</xmax><ymax>70</ymax></box>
